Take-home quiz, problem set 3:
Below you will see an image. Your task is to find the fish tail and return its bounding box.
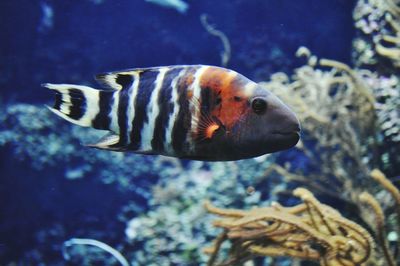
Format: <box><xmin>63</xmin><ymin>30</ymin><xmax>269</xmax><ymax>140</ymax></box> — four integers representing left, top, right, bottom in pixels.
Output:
<box><xmin>44</xmin><ymin>83</ymin><xmax>113</xmax><ymax>130</ymax></box>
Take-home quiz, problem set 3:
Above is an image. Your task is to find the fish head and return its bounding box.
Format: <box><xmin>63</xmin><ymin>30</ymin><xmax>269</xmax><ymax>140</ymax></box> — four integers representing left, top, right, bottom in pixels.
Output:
<box><xmin>224</xmin><ymin>83</ymin><xmax>301</xmax><ymax>159</ymax></box>
<box><xmin>193</xmin><ymin>68</ymin><xmax>300</xmax><ymax>161</ymax></box>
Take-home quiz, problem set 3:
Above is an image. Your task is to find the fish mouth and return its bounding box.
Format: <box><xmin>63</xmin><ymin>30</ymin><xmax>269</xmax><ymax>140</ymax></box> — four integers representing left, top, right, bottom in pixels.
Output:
<box><xmin>272</xmin><ymin>128</ymin><xmax>301</xmax><ymax>137</ymax></box>
<box><xmin>273</xmin><ymin>131</ymin><xmax>299</xmax><ymax>136</ymax></box>
<box><xmin>271</xmin><ymin>130</ymin><xmax>301</xmax><ymax>147</ymax></box>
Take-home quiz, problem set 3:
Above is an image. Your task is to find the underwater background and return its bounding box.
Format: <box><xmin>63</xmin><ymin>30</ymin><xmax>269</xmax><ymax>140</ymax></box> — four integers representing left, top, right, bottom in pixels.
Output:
<box><xmin>0</xmin><ymin>0</ymin><xmax>399</xmax><ymax>265</ymax></box>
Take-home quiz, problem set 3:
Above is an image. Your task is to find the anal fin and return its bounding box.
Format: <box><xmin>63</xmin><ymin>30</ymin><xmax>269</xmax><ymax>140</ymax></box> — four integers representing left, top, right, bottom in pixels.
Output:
<box><xmin>85</xmin><ymin>133</ymin><xmax>121</xmax><ymax>151</ymax></box>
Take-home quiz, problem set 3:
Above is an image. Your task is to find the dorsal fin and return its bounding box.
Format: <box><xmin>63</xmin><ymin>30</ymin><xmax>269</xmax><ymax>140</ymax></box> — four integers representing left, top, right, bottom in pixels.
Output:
<box><xmin>95</xmin><ymin>69</ymin><xmax>142</xmax><ymax>90</ymax></box>
<box><xmin>95</xmin><ymin>66</ymin><xmax>173</xmax><ymax>90</ymax></box>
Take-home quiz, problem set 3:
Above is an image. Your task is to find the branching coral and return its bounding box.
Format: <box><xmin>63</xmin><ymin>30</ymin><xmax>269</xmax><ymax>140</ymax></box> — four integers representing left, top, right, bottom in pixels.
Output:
<box><xmin>259</xmin><ymin>44</ymin><xmax>399</xmax><ymax>194</ymax></box>
<box><xmin>353</xmin><ymin>0</ymin><xmax>400</xmax><ymax>68</ymax></box>
<box><xmin>204</xmin><ymin>188</ymin><xmax>375</xmax><ymax>266</ymax></box>
<box><xmin>259</xmin><ymin>48</ymin><xmax>378</xmax><ymax>202</ymax></box>
<box><xmin>352</xmin><ymin>1</ymin><xmax>400</xmax><ymax>159</ymax></box>
<box><xmin>358</xmin><ymin>169</ymin><xmax>400</xmax><ymax>266</ymax></box>
<box><xmin>62</xmin><ymin>238</ymin><xmax>129</xmax><ymax>266</ymax></box>
<box><xmin>205</xmin><ymin>170</ymin><xmax>400</xmax><ymax>266</ymax></box>
<box><xmin>123</xmin><ymin>159</ymin><xmax>281</xmax><ymax>265</ymax></box>
<box><xmin>201</xmin><ymin>14</ymin><xmax>231</xmax><ymax>67</ymax></box>
<box><xmin>251</xmin><ymin>48</ymin><xmax>400</xmax><ymax>265</ymax></box>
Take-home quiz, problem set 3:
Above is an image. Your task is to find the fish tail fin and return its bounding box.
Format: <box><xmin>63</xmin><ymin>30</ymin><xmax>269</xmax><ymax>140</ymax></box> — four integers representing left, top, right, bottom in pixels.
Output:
<box><xmin>44</xmin><ymin>83</ymin><xmax>113</xmax><ymax>130</ymax></box>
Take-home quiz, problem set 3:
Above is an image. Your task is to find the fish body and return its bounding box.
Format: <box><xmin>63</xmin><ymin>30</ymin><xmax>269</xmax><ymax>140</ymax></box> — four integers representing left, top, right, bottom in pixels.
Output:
<box><xmin>45</xmin><ymin>65</ymin><xmax>300</xmax><ymax>161</ymax></box>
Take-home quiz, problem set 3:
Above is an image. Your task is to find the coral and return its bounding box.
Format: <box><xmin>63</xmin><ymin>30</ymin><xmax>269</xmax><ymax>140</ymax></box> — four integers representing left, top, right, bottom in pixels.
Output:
<box><xmin>359</xmin><ymin>192</ymin><xmax>395</xmax><ymax>266</ymax></box>
<box><xmin>200</xmin><ymin>14</ymin><xmax>231</xmax><ymax>67</ymax></box>
<box><xmin>353</xmin><ymin>0</ymin><xmax>400</xmax><ymax>69</ymax></box>
<box><xmin>206</xmin><ymin>169</ymin><xmax>400</xmax><ymax>266</ymax></box>
<box><xmin>259</xmin><ymin>46</ymin><xmax>399</xmax><ymax>194</ymax></box>
<box><xmin>252</xmin><ymin>48</ymin><xmax>400</xmax><ymax>265</ymax></box>
<box><xmin>204</xmin><ymin>188</ymin><xmax>375</xmax><ymax>266</ymax></box>
<box><xmin>259</xmin><ymin>48</ymin><xmax>377</xmax><ymax>201</ymax></box>
<box><xmin>62</xmin><ymin>238</ymin><xmax>129</xmax><ymax>266</ymax></box>
<box><xmin>358</xmin><ymin>169</ymin><xmax>400</xmax><ymax>266</ymax></box>
<box><xmin>0</xmin><ymin>103</ymin><xmax>158</xmax><ymax>198</ymax></box>
<box><xmin>123</xmin><ymin>158</ymin><xmax>288</xmax><ymax>265</ymax></box>
<box><xmin>360</xmin><ymin>70</ymin><xmax>400</xmax><ymax>175</ymax></box>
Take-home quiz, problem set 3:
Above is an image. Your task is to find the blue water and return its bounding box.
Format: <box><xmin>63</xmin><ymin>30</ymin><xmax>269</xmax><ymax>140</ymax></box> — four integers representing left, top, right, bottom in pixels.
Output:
<box><xmin>1</xmin><ymin>0</ymin><xmax>355</xmax><ymax>102</ymax></box>
<box><xmin>0</xmin><ymin>0</ymin><xmax>369</xmax><ymax>265</ymax></box>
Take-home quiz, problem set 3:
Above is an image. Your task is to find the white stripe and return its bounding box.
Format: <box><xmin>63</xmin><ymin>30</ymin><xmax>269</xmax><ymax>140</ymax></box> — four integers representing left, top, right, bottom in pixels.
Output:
<box><xmin>164</xmin><ymin>68</ymin><xmax>187</xmax><ymax>153</ymax></box>
<box><xmin>79</xmin><ymin>87</ymin><xmax>100</xmax><ymax>126</ymax></box>
<box><xmin>60</xmin><ymin>92</ymin><xmax>71</xmax><ymax>114</ymax></box>
<box><xmin>126</xmin><ymin>72</ymin><xmax>140</xmax><ymax>143</ymax></box>
<box><xmin>187</xmin><ymin>66</ymin><xmax>209</xmax><ymax>149</ymax></box>
<box><xmin>140</xmin><ymin>68</ymin><xmax>169</xmax><ymax>151</ymax></box>
<box><xmin>46</xmin><ymin>84</ymin><xmax>99</xmax><ymax>127</ymax></box>
<box><xmin>110</xmin><ymin>91</ymin><xmax>120</xmax><ymax>133</ymax></box>
<box><xmin>44</xmin><ymin>83</ymin><xmax>73</xmax><ymax>115</ymax></box>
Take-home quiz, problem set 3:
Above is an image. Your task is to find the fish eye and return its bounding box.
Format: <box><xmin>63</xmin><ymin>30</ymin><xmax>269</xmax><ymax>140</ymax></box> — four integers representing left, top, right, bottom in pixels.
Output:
<box><xmin>251</xmin><ymin>98</ymin><xmax>267</xmax><ymax>114</ymax></box>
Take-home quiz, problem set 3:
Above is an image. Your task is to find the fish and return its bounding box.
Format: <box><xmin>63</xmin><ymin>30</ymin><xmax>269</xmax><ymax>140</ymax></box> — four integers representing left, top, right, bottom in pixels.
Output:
<box><xmin>44</xmin><ymin>65</ymin><xmax>300</xmax><ymax>161</ymax></box>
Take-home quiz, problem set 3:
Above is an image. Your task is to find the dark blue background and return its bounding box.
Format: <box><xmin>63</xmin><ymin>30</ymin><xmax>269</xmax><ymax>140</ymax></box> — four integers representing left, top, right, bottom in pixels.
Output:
<box><xmin>1</xmin><ymin>0</ymin><xmax>355</xmax><ymax>102</ymax></box>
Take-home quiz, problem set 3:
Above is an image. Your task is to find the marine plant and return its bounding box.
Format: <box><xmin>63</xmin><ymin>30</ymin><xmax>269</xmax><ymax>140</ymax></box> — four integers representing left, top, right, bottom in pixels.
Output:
<box><xmin>353</xmin><ymin>0</ymin><xmax>400</xmax><ymax>69</ymax></box>
<box><xmin>123</xmin><ymin>158</ymin><xmax>280</xmax><ymax>265</ymax></box>
<box><xmin>200</xmin><ymin>14</ymin><xmax>231</xmax><ymax>67</ymax></box>
<box><xmin>205</xmin><ymin>170</ymin><xmax>400</xmax><ymax>266</ymax></box>
<box><xmin>205</xmin><ymin>188</ymin><xmax>375</xmax><ymax>266</ymax></box>
<box><xmin>352</xmin><ymin>0</ymin><xmax>400</xmax><ymax>163</ymax></box>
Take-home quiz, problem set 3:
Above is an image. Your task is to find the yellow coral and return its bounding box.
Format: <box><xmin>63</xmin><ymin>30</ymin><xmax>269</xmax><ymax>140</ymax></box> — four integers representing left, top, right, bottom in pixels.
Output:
<box><xmin>205</xmin><ymin>188</ymin><xmax>375</xmax><ymax>266</ymax></box>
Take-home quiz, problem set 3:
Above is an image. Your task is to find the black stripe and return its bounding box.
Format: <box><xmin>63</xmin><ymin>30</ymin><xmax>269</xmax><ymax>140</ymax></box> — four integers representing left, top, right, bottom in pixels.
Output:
<box><xmin>92</xmin><ymin>91</ymin><xmax>113</xmax><ymax>130</ymax></box>
<box><xmin>68</xmin><ymin>89</ymin><xmax>86</xmax><ymax>120</ymax></box>
<box><xmin>115</xmin><ymin>76</ymin><xmax>135</xmax><ymax>146</ymax></box>
<box><xmin>151</xmin><ymin>67</ymin><xmax>182</xmax><ymax>151</ymax></box>
<box><xmin>196</xmin><ymin>86</ymin><xmax>213</xmax><ymax>139</ymax></box>
<box><xmin>129</xmin><ymin>70</ymin><xmax>160</xmax><ymax>150</ymax></box>
<box><xmin>171</xmin><ymin>67</ymin><xmax>198</xmax><ymax>153</ymax></box>
<box><xmin>116</xmin><ymin>74</ymin><xmax>134</xmax><ymax>88</ymax></box>
<box><xmin>53</xmin><ymin>92</ymin><xmax>62</xmax><ymax>110</ymax></box>
<box><xmin>200</xmin><ymin>86</ymin><xmax>212</xmax><ymax>112</ymax></box>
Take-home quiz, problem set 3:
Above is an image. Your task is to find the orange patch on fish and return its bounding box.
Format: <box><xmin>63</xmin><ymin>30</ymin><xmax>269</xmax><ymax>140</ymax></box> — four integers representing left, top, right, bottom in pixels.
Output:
<box><xmin>205</xmin><ymin>123</ymin><xmax>220</xmax><ymax>139</ymax></box>
<box><xmin>200</xmin><ymin>68</ymin><xmax>248</xmax><ymax>129</ymax></box>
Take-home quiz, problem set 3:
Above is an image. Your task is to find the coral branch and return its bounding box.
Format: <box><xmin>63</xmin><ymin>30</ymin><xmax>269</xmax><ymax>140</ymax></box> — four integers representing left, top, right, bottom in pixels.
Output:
<box><xmin>370</xmin><ymin>169</ymin><xmax>400</xmax><ymax>257</ymax></box>
<box><xmin>359</xmin><ymin>192</ymin><xmax>396</xmax><ymax>266</ymax></box>
<box><xmin>200</xmin><ymin>14</ymin><xmax>231</xmax><ymax>67</ymax></box>
<box><xmin>205</xmin><ymin>188</ymin><xmax>375</xmax><ymax>266</ymax></box>
<box><xmin>62</xmin><ymin>238</ymin><xmax>130</xmax><ymax>266</ymax></box>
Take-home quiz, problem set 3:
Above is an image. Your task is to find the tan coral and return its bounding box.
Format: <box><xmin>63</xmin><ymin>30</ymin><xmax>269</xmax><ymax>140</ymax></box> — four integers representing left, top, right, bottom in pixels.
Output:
<box><xmin>259</xmin><ymin>48</ymin><xmax>377</xmax><ymax>204</ymax></box>
<box><xmin>204</xmin><ymin>188</ymin><xmax>375</xmax><ymax>266</ymax></box>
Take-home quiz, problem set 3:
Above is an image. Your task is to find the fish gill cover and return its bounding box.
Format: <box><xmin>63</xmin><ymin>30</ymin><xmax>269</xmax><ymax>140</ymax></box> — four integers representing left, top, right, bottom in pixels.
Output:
<box><xmin>0</xmin><ymin>0</ymin><xmax>399</xmax><ymax>265</ymax></box>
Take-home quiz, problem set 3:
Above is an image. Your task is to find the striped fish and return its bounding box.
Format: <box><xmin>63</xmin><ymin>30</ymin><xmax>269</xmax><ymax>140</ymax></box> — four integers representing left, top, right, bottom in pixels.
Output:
<box><xmin>45</xmin><ymin>65</ymin><xmax>300</xmax><ymax>161</ymax></box>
